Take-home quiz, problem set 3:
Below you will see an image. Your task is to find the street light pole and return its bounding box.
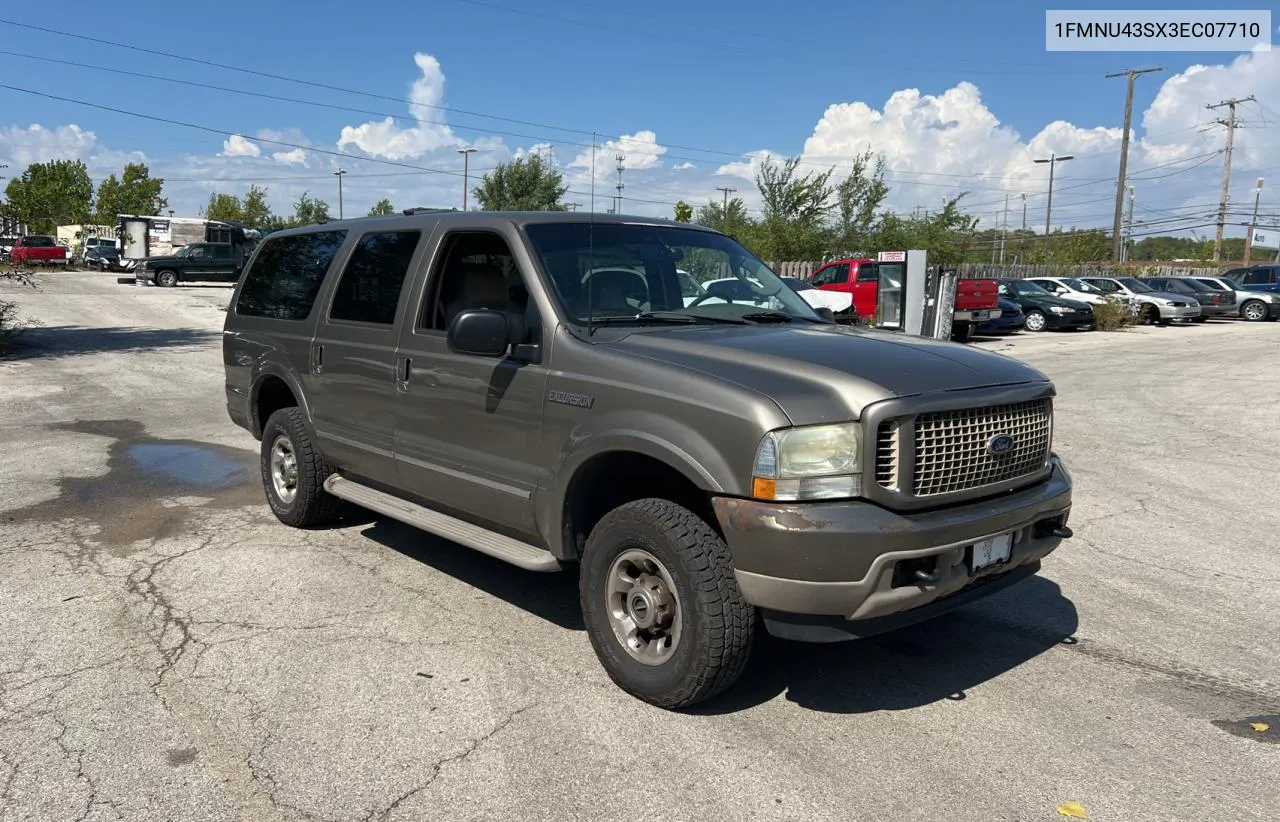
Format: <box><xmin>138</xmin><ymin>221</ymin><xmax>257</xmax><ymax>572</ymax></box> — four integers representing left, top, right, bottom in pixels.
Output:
<box><xmin>458</xmin><ymin>147</ymin><xmax>477</xmax><ymax>210</ymax></box>
<box><xmin>333</xmin><ymin>169</ymin><xmax>346</xmax><ymax>219</ymax></box>
<box><xmin>1243</xmin><ymin>178</ymin><xmax>1264</xmax><ymax>267</ymax></box>
<box><xmin>1033</xmin><ymin>153</ymin><xmax>1074</xmax><ymax>256</ymax></box>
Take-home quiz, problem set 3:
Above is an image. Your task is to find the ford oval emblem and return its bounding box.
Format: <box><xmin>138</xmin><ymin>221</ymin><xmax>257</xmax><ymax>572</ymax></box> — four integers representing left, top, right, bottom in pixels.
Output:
<box><xmin>987</xmin><ymin>434</ymin><xmax>1016</xmax><ymax>455</ymax></box>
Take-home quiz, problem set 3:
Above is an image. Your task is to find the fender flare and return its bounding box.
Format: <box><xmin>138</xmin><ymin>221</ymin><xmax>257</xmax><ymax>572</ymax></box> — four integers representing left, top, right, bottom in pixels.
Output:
<box><xmin>248</xmin><ymin>365</ymin><xmax>310</xmax><ymax>438</ymax></box>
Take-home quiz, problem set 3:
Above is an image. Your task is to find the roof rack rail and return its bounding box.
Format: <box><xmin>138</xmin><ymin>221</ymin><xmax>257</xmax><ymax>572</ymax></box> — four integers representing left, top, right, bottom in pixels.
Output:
<box><xmin>401</xmin><ymin>207</ymin><xmax>459</xmax><ymax>215</ymax></box>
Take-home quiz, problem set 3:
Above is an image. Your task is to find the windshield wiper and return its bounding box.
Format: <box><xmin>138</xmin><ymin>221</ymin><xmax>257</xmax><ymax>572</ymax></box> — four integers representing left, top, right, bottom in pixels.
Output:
<box><xmin>740</xmin><ymin>311</ymin><xmax>796</xmax><ymax>324</ymax></box>
<box><xmin>589</xmin><ymin>312</ymin><xmax>704</xmax><ymax>326</ymax></box>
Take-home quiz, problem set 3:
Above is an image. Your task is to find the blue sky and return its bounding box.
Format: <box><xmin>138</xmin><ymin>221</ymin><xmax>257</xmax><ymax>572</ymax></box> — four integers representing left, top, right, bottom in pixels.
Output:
<box><xmin>1</xmin><ymin>0</ymin><xmax>1277</xmax><ymax>239</ymax></box>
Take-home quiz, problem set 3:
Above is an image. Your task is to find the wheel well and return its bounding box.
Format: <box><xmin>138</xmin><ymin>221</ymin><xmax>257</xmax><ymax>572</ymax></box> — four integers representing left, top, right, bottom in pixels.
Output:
<box><xmin>562</xmin><ymin>451</ymin><xmax>713</xmax><ymax>560</ymax></box>
<box><xmin>254</xmin><ymin>376</ymin><xmax>298</xmax><ymax>438</ymax></box>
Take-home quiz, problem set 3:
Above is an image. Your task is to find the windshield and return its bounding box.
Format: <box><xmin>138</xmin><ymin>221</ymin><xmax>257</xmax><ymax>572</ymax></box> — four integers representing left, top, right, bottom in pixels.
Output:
<box><xmin>1010</xmin><ymin>279</ymin><xmax>1050</xmax><ymax>296</ymax></box>
<box><xmin>1059</xmin><ymin>277</ymin><xmax>1101</xmax><ymax>293</ymax></box>
<box><xmin>1173</xmin><ymin>278</ymin><xmax>1212</xmax><ymax>292</ymax></box>
<box><xmin>174</xmin><ymin>245</ymin><xmax>192</xmax><ymax>258</ymax></box>
<box><xmin>781</xmin><ymin>277</ymin><xmax>812</xmax><ymax>292</ymax></box>
<box><xmin>523</xmin><ymin>223</ymin><xmax>822</xmax><ymax>325</ymax></box>
<box><xmin>1117</xmin><ymin>277</ymin><xmax>1153</xmax><ymax>293</ymax></box>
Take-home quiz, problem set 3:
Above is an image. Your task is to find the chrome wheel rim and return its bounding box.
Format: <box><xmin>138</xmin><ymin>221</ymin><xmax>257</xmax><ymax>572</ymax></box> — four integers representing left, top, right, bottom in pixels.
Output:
<box><xmin>269</xmin><ymin>434</ymin><xmax>299</xmax><ymax>504</ymax></box>
<box><xmin>158</xmin><ymin>272</ymin><xmax>175</xmax><ymax>286</ymax></box>
<box><xmin>605</xmin><ymin>548</ymin><xmax>683</xmax><ymax>666</ymax></box>
<box><xmin>1025</xmin><ymin>312</ymin><xmax>1046</xmax><ymax>331</ymax></box>
<box><xmin>1243</xmin><ymin>302</ymin><xmax>1264</xmax><ymax>321</ymax></box>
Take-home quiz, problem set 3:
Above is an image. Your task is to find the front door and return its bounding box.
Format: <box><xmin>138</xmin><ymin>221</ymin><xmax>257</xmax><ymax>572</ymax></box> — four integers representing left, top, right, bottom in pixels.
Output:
<box><xmin>308</xmin><ymin>228</ymin><xmax>425</xmax><ymax>486</ymax></box>
<box><xmin>393</xmin><ymin>229</ymin><xmax>548</xmax><ymax>536</ymax></box>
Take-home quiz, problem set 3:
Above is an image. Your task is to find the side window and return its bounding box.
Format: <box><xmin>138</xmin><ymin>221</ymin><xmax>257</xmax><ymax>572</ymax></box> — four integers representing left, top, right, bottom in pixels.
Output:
<box><xmin>418</xmin><ymin>232</ymin><xmax>534</xmax><ymax>337</ymax></box>
<box><xmin>213</xmin><ymin>245</ymin><xmax>233</xmax><ymax>261</ymax></box>
<box><xmin>1090</xmin><ymin>279</ymin><xmax>1117</xmax><ymax>293</ymax></box>
<box><xmin>188</xmin><ymin>245</ymin><xmax>210</xmax><ymax>260</ymax></box>
<box><xmin>235</xmin><ymin>230</ymin><xmax>348</xmax><ymax>321</ymax></box>
<box><xmin>809</xmin><ymin>265</ymin><xmax>835</xmax><ymax>287</ymax></box>
<box><xmin>1243</xmin><ymin>270</ymin><xmax>1269</xmax><ymax>284</ymax></box>
<box><xmin>329</xmin><ymin>231</ymin><xmax>421</xmax><ymax>325</ymax></box>
<box><xmin>855</xmin><ymin>263</ymin><xmax>879</xmax><ymax>283</ymax></box>
<box><xmin>828</xmin><ymin>262</ymin><xmax>851</xmax><ymax>284</ymax></box>
<box><xmin>997</xmin><ymin>283</ymin><xmax>1010</xmax><ymax>297</ymax></box>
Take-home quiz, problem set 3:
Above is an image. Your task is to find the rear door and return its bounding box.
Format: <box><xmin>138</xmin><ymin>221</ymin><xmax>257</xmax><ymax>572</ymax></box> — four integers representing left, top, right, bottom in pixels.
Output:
<box><xmin>211</xmin><ymin>244</ymin><xmax>238</xmax><ymax>281</ymax></box>
<box><xmin>308</xmin><ymin>228</ymin><xmax>426</xmax><ymax>486</ymax></box>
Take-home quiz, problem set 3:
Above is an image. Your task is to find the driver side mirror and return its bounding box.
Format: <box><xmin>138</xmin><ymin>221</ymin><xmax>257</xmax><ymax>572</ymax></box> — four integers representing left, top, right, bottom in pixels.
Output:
<box><xmin>447</xmin><ymin>309</ymin><xmax>526</xmax><ymax>358</ymax></box>
<box><xmin>813</xmin><ymin>306</ymin><xmax>835</xmax><ymax>322</ymax></box>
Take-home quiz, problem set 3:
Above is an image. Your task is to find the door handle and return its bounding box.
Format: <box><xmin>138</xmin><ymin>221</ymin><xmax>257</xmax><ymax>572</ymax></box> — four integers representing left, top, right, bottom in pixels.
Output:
<box><xmin>395</xmin><ymin>356</ymin><xmax>411</xmax><ymax>392</ymax></box>
<box><xmin>312</xmin><ymin>343</ymin><xmax>324</xmax><ymax>375</ymax></box>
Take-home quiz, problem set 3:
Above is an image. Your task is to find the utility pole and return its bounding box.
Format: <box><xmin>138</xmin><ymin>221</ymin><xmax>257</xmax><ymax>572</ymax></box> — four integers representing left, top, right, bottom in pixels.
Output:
<box><xmin>457</xmin><ymin>146</ymin><xmax>477</xmax><ymax>211</ymax></box>
<box><xmin>1106</xmin><ymin>66</ymin><xmax>1162</xmax><ymax>261</ymax></box>
<box><xmin>1207</xmin><ymin>95</ymin><xmax>1255</xmax><ymax>262</ymax></box>
<box><xmin>999</xmin><ymin>193</ymin><xmax>1010</xmax><ymax>264</ymax></box>
<box><xmin>614</xmin><ymin>154</ymin><xmax>626</xmax><ymax>215</ymax></box>
<box><xmin>333</xmin><ymin>168</ymin><xmax>346</xmax><ymax>219</ymax></box>
<box><xmin>566</xmin><ymin>202</ymin><xmax>580</xmax><ymax>212</ymax></box>
<box><xmin>1122</xmin><ymin>185</ymin><xmax>1135</xmax><ymax>263</ymax></box>
<box><xmin>715</xmin><ymin>186</ymin><xmax>736</xmax><ymax>212</ymax></box>
<box><xmin>1033</xmin><ymin>153</ymin><xmax>1074</xmax><ymax>256</ymax></box>
<box><xmin>991</xmin><ymin>208</ymin><xmax>999</xmax><ymax>264</ymax></box>
<box><xmin>1020</xmin><ymin>193</ymin><xmax>1027</xmax><ymax>230</ymax></box>
<box><xmin>1243</xmin><ymin>177</ymin><xmax>1264</xmax><ymax>266</ymax></box>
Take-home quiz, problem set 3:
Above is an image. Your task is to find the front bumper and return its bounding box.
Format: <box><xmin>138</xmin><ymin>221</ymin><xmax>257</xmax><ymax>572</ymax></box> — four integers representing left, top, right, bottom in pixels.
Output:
<box><xmin>712</xmin><ymin>457</ymin><xmax>1072</xmax><ymax>635</ymax></box>
<box><xmin>1044</xmin><ymin>310</ymin><xmax>1095</xmax><ymax>329</ymax></box>
<box><xmin>1157</xmin><ymin>303</ymin><xmax>1201</xmax><ymax>320</ymax></box>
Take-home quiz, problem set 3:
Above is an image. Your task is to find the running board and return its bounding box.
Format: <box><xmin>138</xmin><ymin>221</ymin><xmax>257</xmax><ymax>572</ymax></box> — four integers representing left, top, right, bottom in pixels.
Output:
<box><xmin>324</xmin><ymin>475</ymin><xmax>562</xmax><ymax>572</ymax></box>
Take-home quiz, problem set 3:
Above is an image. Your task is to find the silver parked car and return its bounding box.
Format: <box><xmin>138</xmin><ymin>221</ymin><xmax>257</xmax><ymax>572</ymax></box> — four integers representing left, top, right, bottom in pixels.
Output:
<box><xmin>1078</xmin><ymin>277</ymin><xmax>1201</xmax><ymax>325</ymax></box>
<box><xmin>1194</xmin><ymin>276</ymin><xmax>1280</xmax><ymax>322</ymax></box>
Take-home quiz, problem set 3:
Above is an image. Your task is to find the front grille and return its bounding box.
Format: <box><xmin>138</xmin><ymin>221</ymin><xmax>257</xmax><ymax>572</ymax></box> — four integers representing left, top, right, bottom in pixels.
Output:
<box><xmin>875</xmin><ymin>399</ymin><xmax>1052</xmax><ymax>498</ymax></box>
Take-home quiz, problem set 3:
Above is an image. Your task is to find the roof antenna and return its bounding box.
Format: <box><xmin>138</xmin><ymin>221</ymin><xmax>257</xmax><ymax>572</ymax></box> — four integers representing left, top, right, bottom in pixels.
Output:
<box><xmin>587</xmin><ymin>130</ymin><xmax>597</xmax><ymax>337</ymax></box>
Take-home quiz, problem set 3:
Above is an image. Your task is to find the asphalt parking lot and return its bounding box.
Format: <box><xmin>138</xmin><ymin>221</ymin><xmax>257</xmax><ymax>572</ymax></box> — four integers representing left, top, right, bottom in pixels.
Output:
<box><xmin>2</xmin><ymin>271</ymin><xmax>1277</xmax><ymax>822</ymax></box>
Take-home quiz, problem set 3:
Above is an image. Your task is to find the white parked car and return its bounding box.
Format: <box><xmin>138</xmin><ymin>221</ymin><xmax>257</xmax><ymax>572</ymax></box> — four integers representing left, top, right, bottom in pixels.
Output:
<box><xmin>1078</xmin><ymin>276</ymin><xmax>1201</xmax><ymax>325</ymax></box>
<box><xmin>1023</xmin><ymin>276</ymin><xmax>1110</xmax><ymax>306</ymax></box>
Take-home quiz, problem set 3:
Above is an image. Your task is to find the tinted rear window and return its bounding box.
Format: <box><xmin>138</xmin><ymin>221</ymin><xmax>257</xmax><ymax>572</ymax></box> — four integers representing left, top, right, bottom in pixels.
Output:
<box><xmin>24</xmin><ymin>235</ymin><xmax>55</xmax><ymax>246</ymax></box>
<box><xmin>235</xmin><ymin>230</ymin><xmax>348</xmax><ymax>321</ymax></box>
<box><xmin>329</xmin><ymin>231</ymin><xmax>421</xmax><ymax>325</ymax></box>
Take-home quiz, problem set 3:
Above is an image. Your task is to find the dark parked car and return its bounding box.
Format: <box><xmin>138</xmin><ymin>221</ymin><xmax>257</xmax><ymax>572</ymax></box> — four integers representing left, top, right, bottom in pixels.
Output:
<box><xmin>83</xmin><ymin>244</ymin><xmax>133</xmax><ymax>273</ymax></box>
<box><xmin>997</xmin><ymin>279</ymin><xmax>1094</xmax><ymax>332</ymax></box>
<box><xmin>977</xmin><ymin>298</ymin><xmax>1025</xmax><ymax>334</ymax></box>
<box><xmin>1144</xmin><ymin>276</ymin><xmax>1233</xmax><ymax>320</ymax></box>
<box><xmin>136</xmin><ymin>242</ymin><xmax>246</xmax><ymax>287</ymax></box>
<box><xmin>221</xmin><ymin>211</ymin><xmax>1074</xmax><ymax>709</ymax></box>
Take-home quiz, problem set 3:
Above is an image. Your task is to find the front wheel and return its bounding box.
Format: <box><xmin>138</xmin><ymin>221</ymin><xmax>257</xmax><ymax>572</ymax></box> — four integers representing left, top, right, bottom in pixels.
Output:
<box><xmin>1140</xmin><ymin>305</ymin><xmax>1160</xmax><ymax>326</ymax></box>
<box><xmin>1240</xmin><ymin>300</ymin><xmax>1268</xmax><ymax>322</ymax></box>
<box><xmin>1024</xmin><ymin>309</ymin><xmax>1047</xmax><ymax>332</ymax></box>
<box><xmin>580</xmin><ymin>499</ymin><xmax>754</xmax><ymax>709</ymax></box>
<box><xmin>155</xmin><ymin>269</ymin><xmax>178</xmax><ymax>287</ymax></box>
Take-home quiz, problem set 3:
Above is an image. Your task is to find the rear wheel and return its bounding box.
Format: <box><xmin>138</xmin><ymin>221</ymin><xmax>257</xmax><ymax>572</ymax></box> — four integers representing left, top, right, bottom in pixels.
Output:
<box><xmin>1024</xmin><ymin>309</ymin><xmax>1047</xmax><ymax>332</ymax></box>
<box><xmin>580</xmin><ymin>498</ymin><xmax>754</xmax><ymax>709</ymax></box>
<box><xmin>951</xmin><ymin>321</ymin><xmax>974</xmax><ymax>343</ymax></box>
<box><xmin>259</xmin><ymin>407</ymin><xmax>341</xmax><ymax>528</ymax></box>
<box><xmin>1241</xmin><ymin>300</ymin><xmax>1268</xmax><ymax>322</ymax></box>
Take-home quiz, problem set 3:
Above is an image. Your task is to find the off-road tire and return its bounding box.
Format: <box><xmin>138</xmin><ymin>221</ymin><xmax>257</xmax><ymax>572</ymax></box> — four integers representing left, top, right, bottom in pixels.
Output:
<box><xmin>1240</xmin><ymin>300</ymin><xmax>1268</xmax><ymax>322</ymax></box>
<box><xmin>580</xmin><ymin>498</ymin><xmax>754</xmax><ymax>709</ymax></box>
<box><xmin>260</xmin><ymin>407</ymin><xmax>341</xmax><ymax>528</ymax></box>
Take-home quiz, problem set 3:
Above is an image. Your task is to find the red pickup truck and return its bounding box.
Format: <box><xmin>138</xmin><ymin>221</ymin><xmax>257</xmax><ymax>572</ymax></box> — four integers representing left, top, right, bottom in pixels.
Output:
<box><xmin>806</xmin><ymin>257</ymin><xmax>999</xmax><ymax>341</ymax></box>
<box><xmin>9</xmin><ymin>235</ymin><xmax>69</xmax><ymax>266</ymax></box>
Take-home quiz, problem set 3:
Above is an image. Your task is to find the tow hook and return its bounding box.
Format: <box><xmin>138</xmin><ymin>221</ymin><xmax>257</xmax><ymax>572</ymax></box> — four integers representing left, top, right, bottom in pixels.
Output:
<box><xmin>1051</xmin><ymin>525</ymin><xmax>1074</xmax><ymax>539</ymax></box>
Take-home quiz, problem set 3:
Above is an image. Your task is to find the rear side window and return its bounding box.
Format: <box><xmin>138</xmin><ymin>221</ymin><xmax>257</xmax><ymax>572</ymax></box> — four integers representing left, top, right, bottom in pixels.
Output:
<box><xmin>329</xmin><ymin>231</ymin><xmax>421</xmax><ymax>325</ymax></box>
<box><xmin>236</xmin><ymin>230</ymin><xmax>348</xmax><ymax>321</ymax></box>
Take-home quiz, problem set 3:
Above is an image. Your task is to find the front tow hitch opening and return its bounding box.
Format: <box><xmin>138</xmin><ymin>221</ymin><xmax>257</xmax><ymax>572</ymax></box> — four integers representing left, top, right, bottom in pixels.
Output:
<box><xmin>1033</xmin><ymin>515</ymin><xmax>1073</xmax><ymax>540</ymax></box>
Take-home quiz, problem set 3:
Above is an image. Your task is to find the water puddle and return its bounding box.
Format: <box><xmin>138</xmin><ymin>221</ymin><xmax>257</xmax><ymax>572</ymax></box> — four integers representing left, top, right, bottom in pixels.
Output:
<box><xmin>6</xmin><ymin>419</ymin><xmax>263</xmax><ymax>551</ymax></box>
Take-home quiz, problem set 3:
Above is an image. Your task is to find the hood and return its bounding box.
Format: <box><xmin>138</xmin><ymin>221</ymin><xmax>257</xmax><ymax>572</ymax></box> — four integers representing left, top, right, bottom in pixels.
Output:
<box><xmin>600</xmin><ymin>323</ymin><xmax>1049</xmax><ymax>424</ymax></box>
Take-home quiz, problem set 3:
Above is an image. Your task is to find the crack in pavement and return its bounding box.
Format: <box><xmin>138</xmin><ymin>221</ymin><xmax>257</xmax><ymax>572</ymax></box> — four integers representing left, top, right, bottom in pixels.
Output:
<box><xmin>364</xmin><ymin>704</ymin><xmax>536</xmax><ymax>822</ymax></box>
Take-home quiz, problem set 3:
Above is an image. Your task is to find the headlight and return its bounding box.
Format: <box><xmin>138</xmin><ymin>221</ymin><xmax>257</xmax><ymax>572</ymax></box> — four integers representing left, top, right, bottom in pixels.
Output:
<box><xmin>752</xmin><ymin>422</ymin><xmax>862</xmax><ymax>501</ymax></box>
<box><xmin>1049</xmin><ymin>306</ymin><xmax>1071</xmax><ymax>314</ymax></box>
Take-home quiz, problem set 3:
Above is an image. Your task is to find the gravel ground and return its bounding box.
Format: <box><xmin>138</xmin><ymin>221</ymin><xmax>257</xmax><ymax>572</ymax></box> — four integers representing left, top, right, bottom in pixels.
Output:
<box><xmin>1</xmin><ymin>271</ymin><xmax>1277</xmax><ymax>822</ymax></box>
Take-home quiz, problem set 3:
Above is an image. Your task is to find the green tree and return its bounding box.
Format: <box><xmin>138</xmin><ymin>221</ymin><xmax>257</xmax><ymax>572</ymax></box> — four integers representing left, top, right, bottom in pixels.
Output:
<box><xmin>203</xmin><ymin>192</ymin><xmax>244</xmax><ymax>223</ymax></box>
<box><xmin>242</xmin><ymin>185</ymin><xmax>273</xmax><ymax>227</ymax></box>
<box><xmin>3</xmin><ymin>160</ymin><xmax>94</xmax><ymax>233</ymax></box>
<box><xmin>833</xmin><ymin>149</ymin><xmax>889</xmax><ymax>254</ymax></box>
<box><xmin>673</xmin><ymin>200</ymin><xmax>693</xmax><ymax>222</ymax></box>
<box><xmin>753</xmin><ymin>155</ymin><xmax>837</xmax><ymax>261</ymax></box>
<box><xmin>473</xmin><ymin>154</ymin><xmax>567</xmax><ymax>211</ymax></box>
<box><xmin>289</xmin><ymin>191</ymin><xmax>331</xmax><ymax>226</ymax></box>
<box><xmin>694</xmin><ymin>196</ymin><xmax>754</xmax><ymax>238</ymax></box>
<box><xmin>368</xmin><ymin>198</ymin><xmax>396</xmax><ymax>216</ymax></box>
<box><xmin>94</xmin><ymin>162</ymin><xmax>166</xmax><ymax>222</ymax></box>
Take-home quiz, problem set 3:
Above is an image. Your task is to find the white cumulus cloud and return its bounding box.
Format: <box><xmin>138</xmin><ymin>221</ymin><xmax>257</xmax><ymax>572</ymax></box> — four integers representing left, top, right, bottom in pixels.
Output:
<box><xmin>272</xmin><ymin>148</ymin><xmax>308</xmax><ymax>167</ymax></box>
<box><xmin>570</xmin><ymin>130</ymin><xmax>668</xmax><ymax>184</ymax></box>
<box><xmin>221</xmin><ymin>134</ymin><xmax>261</xmax><ymax>157</ymax></box>
<box><xmin>337</xmin><ymin>53</ymin><xmax>462</xmax><ymax>160</ymax></box>
<box><xmin>0</xmin><ymin>124</ymin><xmax>99</xmax><ymax>165</ymax></box>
